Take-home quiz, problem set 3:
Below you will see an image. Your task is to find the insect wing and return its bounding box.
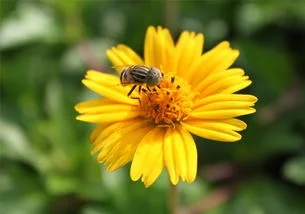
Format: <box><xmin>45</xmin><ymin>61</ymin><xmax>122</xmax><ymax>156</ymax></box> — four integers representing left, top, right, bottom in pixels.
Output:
<box><xmin>112</xmin><ymin>65</ymin><xmax>134</xmax><ymax>73</ymax></box>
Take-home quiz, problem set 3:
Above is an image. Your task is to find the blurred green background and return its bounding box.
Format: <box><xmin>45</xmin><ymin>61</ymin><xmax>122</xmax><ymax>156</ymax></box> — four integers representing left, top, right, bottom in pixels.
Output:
<box><xmin>1</xmin><ymin>0</ymin><xmax>305</xmax><ymax>213</ymax></box>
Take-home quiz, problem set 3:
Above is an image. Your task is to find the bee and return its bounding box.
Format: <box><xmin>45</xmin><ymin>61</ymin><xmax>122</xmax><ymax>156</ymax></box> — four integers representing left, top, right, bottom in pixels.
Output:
<box><xmin>120</xmin><ymin>65</ymin><xmax>163</xmax><ymax>96</ymax></box>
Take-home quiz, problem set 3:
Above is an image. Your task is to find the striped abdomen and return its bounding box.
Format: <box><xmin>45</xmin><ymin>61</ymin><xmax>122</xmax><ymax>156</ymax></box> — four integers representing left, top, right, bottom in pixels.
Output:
<box><xmin>120</xmin><ymin>65</ymin><xmax>150</xmax><ymax>86</ymax></box>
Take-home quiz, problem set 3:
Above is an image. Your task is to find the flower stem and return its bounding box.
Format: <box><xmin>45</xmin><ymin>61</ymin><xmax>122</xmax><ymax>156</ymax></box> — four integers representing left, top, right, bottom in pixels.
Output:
<box><xmin>169</xmin><ymin>183</ymin><xmax>179</xmax><ymax>214</ymax></box>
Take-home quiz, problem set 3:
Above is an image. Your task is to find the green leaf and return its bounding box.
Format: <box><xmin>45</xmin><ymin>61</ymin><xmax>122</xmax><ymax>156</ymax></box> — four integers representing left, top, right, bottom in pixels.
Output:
<box><xmin>0</xmin><ymin>166</ymin><xmax>48</xmax><ymax>214</ymax></box>
<box><xmin>236</xmin><ymin>1</ymin><xmax>289</xmax><ymax>35</ymax></box>
<box><xmin>222</xmin><ymin>176</ymin><xmax>305</xmax><ymax>214</ymax></box>
<box><xmin>236</xmin><ymin>39</ymin><xmax>294</xmax><ymax>97</ymax></box>
<box><xmin>45</xmin><ymin>174</ymin><xmax>80</xmax><ymax>195</ymax></box>
<box><xmin>283</xmin><ymin>155</ymin><xmax>305</xmax><ymax>185</ymax></box>
<box><xmin>0</xmin><ymin>3</ymin><xmax>58</xmax><ymax>50</ymax></box>
<box><xmin>0</xmin><ymin>120</ymin><xmax>32</xmax><ymax>163</ymax></box>
<box><xmin>235</xmin><ymin>120</ymin><xmax>304</xmax><ymax>163</ymax></box>
<box><xmin>180</xmin><ymin>179</ymin><xmax>209</xmax><ymax>206</ymax></box>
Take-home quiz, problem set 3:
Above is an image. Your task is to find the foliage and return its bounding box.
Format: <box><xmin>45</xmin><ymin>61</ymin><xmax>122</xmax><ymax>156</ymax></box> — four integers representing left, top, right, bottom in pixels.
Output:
<box><xmin>1</xmin><ymin>0</ymin><xmax>305</xmax><ymax>213</ymax></box>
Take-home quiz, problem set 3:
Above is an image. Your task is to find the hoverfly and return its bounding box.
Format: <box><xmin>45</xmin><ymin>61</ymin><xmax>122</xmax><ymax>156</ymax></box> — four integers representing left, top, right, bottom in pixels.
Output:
<box><xmin>120</xmin><ymin>65</ymin><xmax>163</xmax><ymax>96</ymax></box>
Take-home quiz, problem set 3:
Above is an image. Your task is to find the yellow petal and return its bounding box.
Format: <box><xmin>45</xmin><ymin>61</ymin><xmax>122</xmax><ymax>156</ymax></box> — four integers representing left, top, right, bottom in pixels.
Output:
<box><xmin>182</xmin><ymin>119</ymin><xmax>247</xmax><ymax>142</ymax></box>
<box><xmin>163</xmin><ymin>128</ymin><xmax>179</xmax><ymax>184</ymax></box>
<box><xmin>85</xmin><ymin>70</ymin><xmax>121</xmax><ymax>84</ymax></box>
<box><xmin>185</xmin><ymin>41</ymin><xmax>229</xmax><ymax>83</ymax></box>
<box><xmin>220</xmin><ymin>80</ymin><xmax>253</xmax><ymax>94</ymax></box>
<box><xmin>164</xmin><ymin>126</ymin><xmax>195</xmax><ymax>184</ymax></box>
<box><xmin>106</xmin><ymin>126</ymin><xmax>153</xmax><ymax>172</ymax></box>
<box><xmin>171</xmin><ymin>127</ymin><xmax>187</xmax><ymax>182</ymax></box>
<box><xmin>102</xmin><ymin>124</ymin><xmax>150</xmax><ymax>161</ymax></box>
<box><xmin>76</xmin><ymin>109</ymin><xmax>140</xmax><ymax>123</ymax></box>
<box><xmin>193</xmin><ymin>100</ymin><xmax>256</xmax><ymax>112</ymax></box>
<box><xmin>189</xmin><ymin>108</ymin><xmax>256</xmax><ymax>120</ymax></box>
<box><xmin>91</xmin><ymin>119</ymin><xmax>146</xmax><ymax>155</ymax></box>
<box><xmin>185</xmin><ymin>118</ymin><xmax>247</xmax><ymax>131</ymax></box>
<box><xmin>130</xmin><ymin>127</ymin><xmax>165</xmax><ymax>187</ymax></box>
<box><xmin>175</xmin><ymin>31</ymin><xmax>204</xmax><ymax>79</ymax></box>
<box><xmin>144</xmin><ymin>26</ymin><xmax>156</xmax><ymax>67</ymax></box>
<box><xmin>198</xmin><ymin>77</ymin><xmax>251</xmax><ymax>98</ymax></box>
<box><xmin>193</xmin><ymin>68</ymin><xmax>245</xmax><ymax>93</ymax></box>
<box><xmin>82</xmin><ymin>70</ymin><xmax>138</xmax><ymax>105</ymax></box>
<box><xmin>177</xmin><ymin>126</ymin><xmax>197</xmax><ymax>183</ymax></box>
<box><xmin>142</xmin><ymin>148</ymin><xmax>164</xmax><ymax>188</ymax></box>
<box><xmin>189</xmin><ymin>42</ymin><xmax>240</xmax><ymax>87</ymax></box>
<box><xmin>163</xmin><ymin>126</ymin><xmax>197</xmax><ymax>184</ymax></box>
<box><xmin>160</xmin><ymin>26</ymin><xmax>175</xmax><ymax>48</ymax></box>
<box><xmin>91</xmin><ymin>119</ymin><xmax>142</xmax><ymax>153</ymax></box>
<box><xmin>144</xmin><ymin>26</ymin><xmax>175</xmax><ymax>72</ymax></box>
<box><xmin>193</xmin><ymin>94</ymin><xmax>258</xmax><ymax>109</ymax></box>
<box><xmin>191</xmin><ymin>94</ymin><xmax>257</xmax><ymax>120</ymax></box>
<box><xmin>106</xmin><ymin>44</ymin><xmax>144</xmax><ymax>71</ymax></box>
<box><xmin>94</xmin><ymin>119</ymin><xmax>150</xmax><ymax>159</ymax></box>
<box><xmin>75</xmin><ymin>98</ymin><xmax>136</xmax><ymax>114</ymax></box>
<box><xmin>105</xmin><ymin>127</ymin><xmax>151</xmax><ymax>172</ymax></box>
<box><xmin>91</xmin><ymin>121</ymin><xmax>130</xmax><ymax>147</ymax></box>
<box><xmin>90</xmin><ymin>123</ymin><xmax>109</xmax><ymax>142</ymax></box>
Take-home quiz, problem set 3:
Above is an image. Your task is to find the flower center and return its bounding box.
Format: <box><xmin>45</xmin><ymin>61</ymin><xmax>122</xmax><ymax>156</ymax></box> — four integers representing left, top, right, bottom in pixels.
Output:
<box><xmin>139</xmin><ymin>74</ymin><xmax>193</xmax><ymax>126</ymax></box>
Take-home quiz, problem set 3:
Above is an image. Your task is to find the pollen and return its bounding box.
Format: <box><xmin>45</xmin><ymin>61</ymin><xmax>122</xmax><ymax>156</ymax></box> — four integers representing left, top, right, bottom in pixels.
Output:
<box><xmin>139</xmin><ymin>74</ymin><xmax>193</xmax><ymax>126</ymax></box>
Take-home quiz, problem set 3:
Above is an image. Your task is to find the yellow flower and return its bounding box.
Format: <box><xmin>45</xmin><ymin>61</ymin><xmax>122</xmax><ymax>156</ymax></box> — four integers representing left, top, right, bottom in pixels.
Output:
<box><xmin>75</xmin><ymin>26</ymin><xmax>257</xmax><ymax>187</ymax></box>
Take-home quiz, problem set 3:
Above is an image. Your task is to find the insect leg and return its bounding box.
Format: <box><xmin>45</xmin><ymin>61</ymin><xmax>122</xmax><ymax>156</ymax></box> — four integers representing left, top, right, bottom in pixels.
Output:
<box><xmin>127</xmin><ymin>85</ymin><xmax>137</xmax><ymax>97</ymax></box>
<box><xmin>130</xmin><ymin>96</ymin><xmax>141</xmax><ymax>104</ymax></box>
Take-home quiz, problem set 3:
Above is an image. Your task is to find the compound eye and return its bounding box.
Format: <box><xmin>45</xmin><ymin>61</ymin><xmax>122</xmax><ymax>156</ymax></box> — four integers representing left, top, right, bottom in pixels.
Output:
<box><xmin>150</xmin><ymin>67</ymin><xmax>161</xmax><ymax>76</ymax></box>
<box><xmin>145</xmin><ymin>67</ymin><xmax>161</xmax><ymax>86</ymax></box>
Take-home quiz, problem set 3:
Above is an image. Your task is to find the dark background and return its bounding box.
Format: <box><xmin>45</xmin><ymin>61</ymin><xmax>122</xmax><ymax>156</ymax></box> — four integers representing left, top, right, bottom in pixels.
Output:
<box><xmin>1</xmin><ymin>0</ymin><xmax>305</xmax><ymax>213</ymax></box>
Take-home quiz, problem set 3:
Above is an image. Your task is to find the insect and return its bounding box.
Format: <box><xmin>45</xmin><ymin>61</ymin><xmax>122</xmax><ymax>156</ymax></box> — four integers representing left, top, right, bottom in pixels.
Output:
<box><xmin>120</xmin><ymin>65</ymin><xmax>163</xmax><ymax>97</ymax></box>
